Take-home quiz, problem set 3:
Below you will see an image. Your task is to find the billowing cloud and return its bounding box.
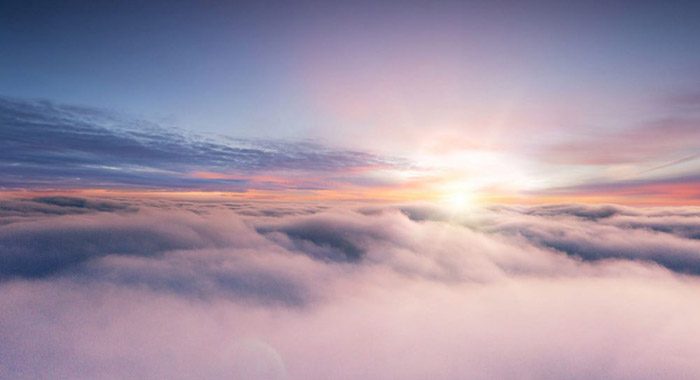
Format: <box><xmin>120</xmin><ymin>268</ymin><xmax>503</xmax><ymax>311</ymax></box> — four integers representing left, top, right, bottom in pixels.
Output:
<box><xmin>2</xmin><ymin>198</ymin><xmax>700</xmax><ymax>379</ymax></box>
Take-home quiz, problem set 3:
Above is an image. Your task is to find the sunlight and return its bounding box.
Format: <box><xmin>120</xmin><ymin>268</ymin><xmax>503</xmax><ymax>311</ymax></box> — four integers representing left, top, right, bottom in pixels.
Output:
<box><xmin>437</xmin><ymin>182</ymin><xmax>480</xmax><ymax>213</ymax></box>
<box><xmin>446</xmin><ymin>191</ymin><xmax>475</xmax><ymax>211</ymax></box>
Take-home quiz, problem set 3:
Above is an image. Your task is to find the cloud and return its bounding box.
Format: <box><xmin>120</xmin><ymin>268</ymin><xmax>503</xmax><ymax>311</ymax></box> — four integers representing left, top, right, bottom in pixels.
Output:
<box><xmin>486</xmin><ymin>212</ymin><xmax>700</xmax><ymax>274</ymax></box>
<box><xmin>2</xmin><ymin>199</ymin><xmax>700</xmax><ymax>379</ymax></box>
<box><xmin>380</xmin><ymin>203</ymin><xmax>700</xmax><ymax>274</ymax></box>
<box><xmin>533</xmin><ymin>173</ymin><xmax>700</xmax><ymax>202</ymax></box>
<box><xmin>536</xmin><ymin>117</ymin><xmax>700</xmax><ymax>166</ymax></box>
<box><xmin>0</xmin><ymin>96</ymin><xmax>407</xmax><ymax>192</ymax></box>
<box><xmin>635</xmin><ymin>153</ymin><xmax>700</xmax><ymax>176</ymax></box>
<box><xmin>0</xmin><ymin>210</ymin><xmax>232</xmax><ymax>279</ymax></box>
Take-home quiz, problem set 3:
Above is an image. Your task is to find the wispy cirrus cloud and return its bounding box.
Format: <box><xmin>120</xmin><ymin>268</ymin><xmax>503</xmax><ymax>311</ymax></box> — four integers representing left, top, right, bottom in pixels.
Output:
<box><xmin>536</xmin><ymin>117</ymin><xmax>700</xmax><ymax>166</ymax></box>
<box><xmin>517</xmin><ymin>104</ymin><xmax>700</xmax><ymax>203</ymax></box>
<box><xmin>0</xmin><ymin>97</ymin><xmax>408</xmax><ymax>193</ymax></box>
<box><xmin>531</xmin><ymin>173</ymin><xmax>700</xmax><ymax>204</ymax></box>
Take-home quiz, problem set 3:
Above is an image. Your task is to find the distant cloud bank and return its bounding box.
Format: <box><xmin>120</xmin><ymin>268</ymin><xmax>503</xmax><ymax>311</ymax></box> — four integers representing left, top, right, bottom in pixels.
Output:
<box><xmin>2</xmin><ymin>96</ymin><xmax>699</xmax><ymax>203</ymax></box>
<box><xmin>0</xmin><ymin>97</ymin><xmax>406</xmax><ymax>192</ymax></box>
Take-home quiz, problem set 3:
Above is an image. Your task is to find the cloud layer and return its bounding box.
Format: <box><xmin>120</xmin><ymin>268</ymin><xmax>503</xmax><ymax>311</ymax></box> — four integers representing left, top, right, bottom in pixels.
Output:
<box><xmin>0</xmin><ymin>97</ymin><xmax>406</xmax><ymax>192</ymax></box>
<box><xmin>2</xmin><ymin>198</ymin><xmax>700</xmax><ymax>379</ymax></box>
<box><xmin>3</xmin><ymin>95</ymin><xmax>699</xmax><ymax>204</ymax></box>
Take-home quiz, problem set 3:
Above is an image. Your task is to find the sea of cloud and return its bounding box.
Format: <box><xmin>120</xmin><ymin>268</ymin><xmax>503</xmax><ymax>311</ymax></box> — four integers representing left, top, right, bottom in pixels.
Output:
<box><xmin>1</xmin><ymin>197</ymin><xmax>700</xmax><ymax>379</ymax></box>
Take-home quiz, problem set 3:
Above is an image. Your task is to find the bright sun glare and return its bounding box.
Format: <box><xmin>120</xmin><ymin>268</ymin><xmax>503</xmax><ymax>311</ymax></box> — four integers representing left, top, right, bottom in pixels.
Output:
<box><xmin>442</xmin><ymin>190</ymin><xmax>477</xmax><ymax>212</ymax></box>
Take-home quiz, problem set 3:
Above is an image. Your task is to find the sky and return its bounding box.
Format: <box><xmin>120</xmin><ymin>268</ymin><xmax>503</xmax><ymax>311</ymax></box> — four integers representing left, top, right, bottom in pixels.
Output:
<box><xmin>3</xmin><ymin>2</ymin><xmax>700</xmax><ymax>379</ymax></box>
<box><xmin>2</xmin><ymin>0</ymin><xmax>700</xmax><ymax>204</ymax></box>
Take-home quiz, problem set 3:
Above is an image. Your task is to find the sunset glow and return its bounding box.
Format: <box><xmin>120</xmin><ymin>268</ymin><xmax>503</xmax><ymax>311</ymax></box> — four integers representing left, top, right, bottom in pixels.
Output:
<box><xmin>2</xmin><ymin>1</ymin><xmax>700</xmax><ymax>379</ymax></box>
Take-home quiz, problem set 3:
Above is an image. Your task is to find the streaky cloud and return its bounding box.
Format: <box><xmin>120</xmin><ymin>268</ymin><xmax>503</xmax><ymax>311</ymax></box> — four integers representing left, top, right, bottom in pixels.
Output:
<box><xmin>0</xmin><ymin>96</ymin><xmax>408</xmax><ymax>192</ymax></box>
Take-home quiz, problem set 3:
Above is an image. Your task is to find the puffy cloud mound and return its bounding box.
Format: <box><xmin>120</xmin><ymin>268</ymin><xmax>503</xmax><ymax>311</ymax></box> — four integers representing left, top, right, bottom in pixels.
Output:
<box><xmin>2</xmin><ymin>198</ymin><xmax>700</xmax><ymax>379</ymax></box>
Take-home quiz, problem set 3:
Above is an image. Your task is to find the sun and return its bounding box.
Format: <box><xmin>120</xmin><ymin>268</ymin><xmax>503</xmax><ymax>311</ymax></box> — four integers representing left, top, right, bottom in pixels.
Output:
<box><xmin>442</xmin><ymin>189</ymin><xmax>478</xmax><ymax>212</ymax></box>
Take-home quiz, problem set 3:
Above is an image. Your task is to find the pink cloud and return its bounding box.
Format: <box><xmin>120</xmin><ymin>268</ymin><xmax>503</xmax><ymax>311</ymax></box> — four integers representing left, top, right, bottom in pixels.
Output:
<box><xmin>1</xmin><ymin>198</ymin><xmax>700</xmax><ymax>379</ymax></box>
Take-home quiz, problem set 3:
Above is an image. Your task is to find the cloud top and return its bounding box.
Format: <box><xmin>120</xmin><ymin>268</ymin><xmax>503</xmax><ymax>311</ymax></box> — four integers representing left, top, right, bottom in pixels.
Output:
<box><xmin>2</xmin><ymin>198</ymin><xmax>700</xmax><ymax>379</ymax></box>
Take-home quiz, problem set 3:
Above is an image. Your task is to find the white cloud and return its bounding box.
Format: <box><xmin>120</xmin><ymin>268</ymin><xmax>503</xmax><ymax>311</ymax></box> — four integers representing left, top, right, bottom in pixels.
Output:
<box><xmin>1</xmin><ymin>199</ymin><xmax>700</xmax><ymax>379</ymax></box>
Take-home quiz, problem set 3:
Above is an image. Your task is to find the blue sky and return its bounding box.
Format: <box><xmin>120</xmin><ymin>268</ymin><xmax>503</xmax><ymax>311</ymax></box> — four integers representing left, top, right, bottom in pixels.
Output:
<box><xmin>3</xmin><ymin>0</ymin><xmax>699</xmax><ymax>136</ymax></box>
<box><xmin>1</xmin><ymin>0</ymin><xmax>700</xmax><ymax>202</ymax></box>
